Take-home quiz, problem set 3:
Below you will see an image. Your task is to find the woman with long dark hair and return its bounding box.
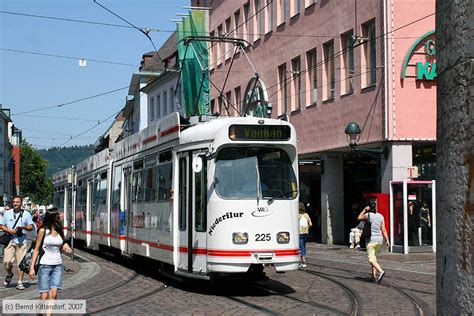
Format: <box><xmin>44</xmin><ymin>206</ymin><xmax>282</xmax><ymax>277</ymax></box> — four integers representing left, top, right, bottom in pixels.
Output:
<box><xmin>28</xmin><ymin>208</ymin><xmax>71</xmax><ymax>300</ymax></box>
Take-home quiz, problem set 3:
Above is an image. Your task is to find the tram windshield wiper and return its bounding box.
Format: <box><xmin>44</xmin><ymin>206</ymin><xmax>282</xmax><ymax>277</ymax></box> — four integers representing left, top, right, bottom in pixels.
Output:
<box><xmin>267</xmin><ymin>190</ymin><xmax>299</xmax><ymax>204</ymax></box>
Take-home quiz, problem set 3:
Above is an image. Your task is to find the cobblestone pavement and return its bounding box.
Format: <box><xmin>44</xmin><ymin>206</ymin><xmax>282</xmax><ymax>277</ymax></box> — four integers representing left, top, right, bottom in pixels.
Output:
<box><xmin>0</xmin><ymin>243</ymin><xmax>436</xmax><ymax>315</ymax></box>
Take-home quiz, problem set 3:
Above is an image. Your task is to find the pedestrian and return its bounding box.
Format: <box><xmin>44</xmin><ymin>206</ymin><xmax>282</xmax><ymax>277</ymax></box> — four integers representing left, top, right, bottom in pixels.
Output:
<box><xmin>0</xmin><ymin>196</ymin><xmax>35</xmax><ymax>290</ymax></box>
<box><xmin>358</xmin><ymin>201</ymin><xmax>390</xmax><ymax>283</ymax></box>
<box><xmin>298</xmin><ymin>202</ymin><xmax>312</xmax><ymax>268</ymax></box>
<box><xmin>29</xmin><ymin>208</ymin><xmax>72</xmax><ymax>301</ymax></box>
<box><xmin>419</xmin><ymin>201</ymin><xmax>431</xmax><ymax>245</ymax></box>
<box><xmin>408</xmin><ymin>201</ymin><xmax>419</xmax><ymax>246</ymax></box>
<box><xmin>0</xmin><ymin>205</ymin><xmax>5</xmax><ymax>259</ymax></box>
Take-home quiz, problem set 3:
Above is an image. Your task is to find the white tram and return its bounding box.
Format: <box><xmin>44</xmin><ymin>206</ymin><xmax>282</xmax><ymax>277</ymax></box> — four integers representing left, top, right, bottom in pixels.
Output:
<box><xmin>53</xmin><ymin>113</ymin><xmax>300</xmax><ymax>279</ymax></box>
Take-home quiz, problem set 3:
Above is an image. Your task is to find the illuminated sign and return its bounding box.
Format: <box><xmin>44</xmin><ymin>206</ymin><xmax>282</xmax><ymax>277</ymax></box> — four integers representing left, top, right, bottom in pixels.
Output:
<box><xmin>229</xmin><ymin>125</ymin><xmax>291</xmax><ymax>141</ymax></box>
<box><xmin>401</xmin><ymin>30</ymin><xmax>436</xmax><ymax>81</ymax></box>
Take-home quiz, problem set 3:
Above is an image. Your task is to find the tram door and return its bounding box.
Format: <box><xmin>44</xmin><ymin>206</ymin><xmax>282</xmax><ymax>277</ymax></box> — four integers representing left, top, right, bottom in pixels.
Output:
<box><xmin>177</xmin><ymin>152</ymin><xmax>208</xmax><ymax>275</ymax></box>
<box><xmin>122</xmin><ymin>168</ymin><xmax>132</xmax><ymax>254</ymax></box>
<box><xmin>86</xmin><ymin>180</ymin><xmax>93</xmax><ymax>247</ymax></box>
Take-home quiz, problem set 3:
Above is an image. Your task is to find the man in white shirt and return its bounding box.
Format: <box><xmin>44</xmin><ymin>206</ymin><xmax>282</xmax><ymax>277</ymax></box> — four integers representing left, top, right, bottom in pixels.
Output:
<box><xmin>0</xmin><ymin>196</ymin><xmax>34</xmax><ymax>290</ymax></box>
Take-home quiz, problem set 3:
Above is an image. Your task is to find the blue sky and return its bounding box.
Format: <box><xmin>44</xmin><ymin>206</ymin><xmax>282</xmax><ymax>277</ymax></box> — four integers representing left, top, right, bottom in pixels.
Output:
<box><xmin>1</xmin><ymin>0</ymin><xmax>189</xmax><ymax>149</ymax></box>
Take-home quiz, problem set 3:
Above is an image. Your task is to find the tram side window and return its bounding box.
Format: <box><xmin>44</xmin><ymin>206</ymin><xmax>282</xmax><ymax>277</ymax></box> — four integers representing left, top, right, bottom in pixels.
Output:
<box><xmin>132</xmin><ymin>170</ymin><xmax>144</xmax><ymax>202</ymax></box>
<box><xmin>93</xmin><ymin>172</ymin><xmax>108</xmax><ymax>216</ymax></box>
<box><xmin>54</xmin><ymin>190</ymin><xmax>64</xmax><ymax>208</ymax></box>
<box><xmin>178</xmin><ymin>158</ymin><xmax>187</xmax><ymax>231</ymax></box>
<box><xmin>157</xmin><ymin>162</ymin><xmax>172</xmax><ymax>201</ymax></box>
<box><xmin>144</xmin><ymin>167</ymin><xmax>156</xmax><ymax>202</ymax></box>
<box><xmin>112</xmin><ymin>166</ymin><xmax>122</xmax><ymax>208</ymax></box>
<box><xmin>195</xmin><ymin>162</ymin><xmax>207</xmax><ymax>232</ymax></box>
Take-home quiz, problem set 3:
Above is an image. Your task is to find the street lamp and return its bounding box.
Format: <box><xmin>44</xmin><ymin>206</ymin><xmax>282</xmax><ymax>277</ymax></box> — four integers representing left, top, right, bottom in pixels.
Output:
<box><xmin>345</xmin><ymin>122</ymin><xmax>362</xmax><ymax>150</ymax></box>
<box><xmin>344</xmin><ymin>122</ymin><xmax>389</xmax><ymax>159</ymax></box>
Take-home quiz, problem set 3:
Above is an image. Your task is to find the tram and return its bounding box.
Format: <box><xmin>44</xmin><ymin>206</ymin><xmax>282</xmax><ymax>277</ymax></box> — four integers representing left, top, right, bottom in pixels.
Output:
<box><xmin>52</xmin><ymin>113</ymin><xmax>300</xmax><ymax>280</ymax></box>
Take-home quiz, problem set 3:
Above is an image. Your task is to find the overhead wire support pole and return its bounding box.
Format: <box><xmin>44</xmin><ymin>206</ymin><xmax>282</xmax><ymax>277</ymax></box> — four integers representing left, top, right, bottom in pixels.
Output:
<box><xmin>180</xmin><ymin>36</ymin><xmax>252</xmax><ymax>117</ymax></box>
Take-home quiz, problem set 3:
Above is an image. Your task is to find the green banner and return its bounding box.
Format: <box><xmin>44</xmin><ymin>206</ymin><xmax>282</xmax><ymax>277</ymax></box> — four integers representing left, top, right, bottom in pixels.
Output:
<box><xmin>177</xmin><ymin>10</ymin><xmax>210</xmax><ymax>117</ymax></box>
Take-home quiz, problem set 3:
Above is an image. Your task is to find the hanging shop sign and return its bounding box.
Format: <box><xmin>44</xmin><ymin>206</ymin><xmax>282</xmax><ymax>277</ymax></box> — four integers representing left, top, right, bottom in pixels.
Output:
<box><xmin>401</xmin><ymin>30</ymin><xmax>436</xmax><ymax>81</ymax></box>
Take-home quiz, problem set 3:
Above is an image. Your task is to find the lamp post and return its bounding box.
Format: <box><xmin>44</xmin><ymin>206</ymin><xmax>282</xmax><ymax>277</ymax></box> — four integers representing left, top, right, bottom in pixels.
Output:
<box><xmin>344</xmin><ymin>122</ymin><xmax>389</xmax><ymax>159</ymax></box>
<box><xmin>345</xmin><ymin>122</ymin><xmax>362</xmax><ymax>150</ymax></box>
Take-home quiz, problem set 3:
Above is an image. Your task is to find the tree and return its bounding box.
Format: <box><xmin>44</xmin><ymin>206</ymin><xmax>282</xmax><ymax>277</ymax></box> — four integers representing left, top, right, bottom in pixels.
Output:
<box><xmin>20</xmin><ymin>141</ymin><xmax>53</xmax><ymax>205</ymax></box>
<box><xmin>436</xmin><ymin>0</ymin><xmax>473</xmax><ymax>314</ymax></box>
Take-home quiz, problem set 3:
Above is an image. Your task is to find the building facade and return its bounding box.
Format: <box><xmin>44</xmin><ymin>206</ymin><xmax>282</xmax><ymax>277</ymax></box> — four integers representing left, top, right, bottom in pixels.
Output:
<box><xmin>198</xmin><ymin>0</ymin><xmax>436</xmax><ymax>244</ymax></box>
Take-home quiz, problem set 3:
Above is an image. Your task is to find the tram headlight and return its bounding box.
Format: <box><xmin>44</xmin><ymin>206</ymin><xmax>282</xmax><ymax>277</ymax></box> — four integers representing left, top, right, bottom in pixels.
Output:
<box><xmin>277</xmin><ymin>232</ymin><xmax>290</xmax><ymax>244</ymax></box>
<box><xmin>232</xmin><ymin>232</ymin><xmax>248</xmax><ymax>244</ymax></box>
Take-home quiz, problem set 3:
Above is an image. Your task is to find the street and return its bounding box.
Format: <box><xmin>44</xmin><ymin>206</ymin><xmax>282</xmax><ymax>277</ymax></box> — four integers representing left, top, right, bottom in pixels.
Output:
<box><xmin>0</xmin><ymin>243</ymin><xmax>435</xmax><ymax>315</ymax></box>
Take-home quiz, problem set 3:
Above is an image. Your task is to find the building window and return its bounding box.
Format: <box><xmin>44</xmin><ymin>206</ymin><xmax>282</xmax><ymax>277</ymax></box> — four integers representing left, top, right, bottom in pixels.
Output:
<box><xmin>225</xmin><ymin>18</ymin><xmax>231</xmax><ymax>60</ymax></box>
<box><xmin>218</xmin><ymin>95</ymin><xmax>224</xmax><ymax>115</ymax></box>
<box><xmin>243</xmin><ymin>3</ymin><xmax>250</xmax><ymax>45</ymax></box>
<box><xmin>234</xmin><ymin>86</ymin><xmax>241</xmax><ymax>115</ymax></box>
<box><xmin>362</xmin><ymin>19</ymin><xmax>376</xmax><ymax>87</ymax></box>
<box><xmin>217</xmin><ymin>24</ymin><xmax>223</xmax><ymax>65</ymax></box>
<box><xmin>254</xmin><ymin>0</ymin><xmax>264</xmax><ymax>41</ymax></box>
<box><xmin>306</xmin><ymin>48</ymin><xmax>317</xmax><ymax>106</ymax></box>
<box><xmin>277</xmin><ymin>0</ymin><xmax>286</xmax><ymax>25</ymax></box>
<box><xmin>149</xmin><ymin>96</ymin><xmax>155</xmax><ymax>121</ymax></box>
<box><xmin>278</xmin><ymin>63</ymin><xmax>288</xmax><ymax>114</ymax></box>
<box><xmin>163</xmin><ymin>90</ymin><xmax>168</xmax><ymax>114</ymax></box>
<box><xmin>266</xmin><ymin>0</ymin><xmax>274</xmax><ymax>33</ymax></box>
<box><xmin>209</xmin><ymin>30</ymin><xmax>216</xmax><ymax>68</ymax></box>
<box><xmin>341</xmin><ymin>30</ymin><xmax>355</xmax><ymax>94</ymax></box>
<box><xmin>170</xmin><ymin>88</ymin><xmax>174</xmax><ymax>112</ymax></box>
<box><xmin>291</xmin><ymin>56</ymin><xmax>301</xmax><ymax>110</ymax></box>
<box><xmin>234</xmin><ymin>10</ymin><xmax>241</xmax><ymax>39</ymax></box>
<box><xmin>176</xmin><ymin>83</ymin><xmax>182</xmax><ymax>110</ymax></box>
<box><xmin>225</xmin><ymin>91</ymin><xmax>232</xmax><ymax>115</ymax></box>
<box><xmin>291</xmin><ymin>0</ymin><xmax>300</xmax><ymax>17</ymax></box>
<box><xmin>211</xmin><ymin>99</ymin><xmax>216</xmax><ymax>114</ymax></box>
<box><xmin>323</xmin><ymin>40</ymin><xmax>335</xmax><ymax>100</ymax></box>
<box><xmin>157</xmin><ymin>94</ymin><xmax>161</xmax><ymax>118</ymax></box>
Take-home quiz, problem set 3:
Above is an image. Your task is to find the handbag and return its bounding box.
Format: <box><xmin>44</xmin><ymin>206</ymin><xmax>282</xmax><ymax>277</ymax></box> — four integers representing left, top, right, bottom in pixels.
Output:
<box><xmin>0</xmin><ymin>211</ymin><xmax>23</xmax><ymax>245</ymax></box>
<box><xmin>361</xmin><ymin>214</ymin><xmax>372</xmax><ymax>238</ymax></box>
<box><xmin>19</xmin><ymin>229</ymin><xmax>45</xmax><ymax>274</ymax></box>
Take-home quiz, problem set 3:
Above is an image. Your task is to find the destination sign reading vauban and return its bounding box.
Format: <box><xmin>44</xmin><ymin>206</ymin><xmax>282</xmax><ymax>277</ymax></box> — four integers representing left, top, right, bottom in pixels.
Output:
<box><xmin>229</xmin><ymin>125</ymin><xmax>291</xmax><ymax>141</ymax></box>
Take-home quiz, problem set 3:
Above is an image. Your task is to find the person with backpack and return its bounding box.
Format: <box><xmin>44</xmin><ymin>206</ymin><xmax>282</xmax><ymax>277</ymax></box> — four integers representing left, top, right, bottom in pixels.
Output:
<box><xmin>0</xmin><ymin>196</ymin><xmax>34</xmax><ymax>290</ymax></box>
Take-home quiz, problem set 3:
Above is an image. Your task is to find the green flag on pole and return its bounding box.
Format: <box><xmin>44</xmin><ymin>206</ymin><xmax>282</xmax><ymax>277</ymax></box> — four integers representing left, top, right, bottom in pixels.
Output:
<box><xmin>177</xmin><ymin>9</ymin><xmax>210</xmax><ymax>117</ymax></box>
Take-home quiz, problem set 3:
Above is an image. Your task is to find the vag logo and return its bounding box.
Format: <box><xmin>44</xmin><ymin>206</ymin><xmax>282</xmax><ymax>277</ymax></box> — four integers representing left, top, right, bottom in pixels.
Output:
<box><xmin>252</xmin><ymin>206</ymin><xmax>272</xmax><ymax>217</ymax></box>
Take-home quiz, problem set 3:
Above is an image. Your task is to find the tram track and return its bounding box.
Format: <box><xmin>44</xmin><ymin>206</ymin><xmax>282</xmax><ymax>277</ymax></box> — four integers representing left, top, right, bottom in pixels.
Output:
<box><xmin>305</xmin><ymin>262</ymin><xmax>432</xmax><ymax>316</ymax></box>
<box><xmin>299</xmin><ymin>269</ymin><xmax>362</xmax><ymax>316</ymax></box>
<box><xmin>88</xmin><ymin>284</ymin><xmax>168</xmax><ymax>315</ymax></box>
<box><xmin>252</xmin><ymin>281</ymin><xmax>350</xmax><ymax>315</ymax></box>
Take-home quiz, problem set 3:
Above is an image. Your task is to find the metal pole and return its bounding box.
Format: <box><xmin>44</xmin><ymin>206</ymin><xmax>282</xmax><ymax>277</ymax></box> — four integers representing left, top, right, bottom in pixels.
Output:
<box><xmin>71</xmin><ymin>166</ymin><xmax>76</xmax><ymax>262</ymax></box>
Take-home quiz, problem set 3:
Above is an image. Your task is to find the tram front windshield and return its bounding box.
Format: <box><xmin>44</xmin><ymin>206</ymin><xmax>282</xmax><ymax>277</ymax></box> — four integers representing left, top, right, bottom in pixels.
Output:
<box><xmin>215</xmin><ymin>147</ymin><xmax>297</xmax><ymax>200</ymax></box>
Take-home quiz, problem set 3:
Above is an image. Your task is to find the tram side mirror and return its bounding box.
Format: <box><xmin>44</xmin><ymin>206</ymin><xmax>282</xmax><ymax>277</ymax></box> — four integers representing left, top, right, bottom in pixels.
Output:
<box><xmin>192</xmin><ymin>156</ymin><xmax>203</xmax><ymax>173</ymax></box>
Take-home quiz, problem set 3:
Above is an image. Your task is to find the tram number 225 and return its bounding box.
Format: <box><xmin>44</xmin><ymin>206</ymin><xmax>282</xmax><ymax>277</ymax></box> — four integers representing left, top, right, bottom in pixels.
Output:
<box><xmin>255</xmin><ymin>233</ymin><xmax>271</xmax><ymax>242</ymax></box>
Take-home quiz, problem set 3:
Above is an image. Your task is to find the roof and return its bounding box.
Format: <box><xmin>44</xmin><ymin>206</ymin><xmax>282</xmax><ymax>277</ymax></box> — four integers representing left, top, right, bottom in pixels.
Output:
<box><xmin>139</xmin><ymin>32</ymin><xmax>177</xmax><ymax>72</ymax></box>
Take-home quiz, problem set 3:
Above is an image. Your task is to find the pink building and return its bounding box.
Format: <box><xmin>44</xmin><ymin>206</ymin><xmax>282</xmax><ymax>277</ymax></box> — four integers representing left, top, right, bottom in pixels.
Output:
<box><xmin>196</xmin><ymin>0</ymin><xmax>436</xmax><ymax>245</ymax></box>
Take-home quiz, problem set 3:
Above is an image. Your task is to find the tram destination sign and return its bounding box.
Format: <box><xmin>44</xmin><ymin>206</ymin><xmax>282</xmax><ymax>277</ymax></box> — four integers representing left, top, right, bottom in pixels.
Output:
<box><xmin>229</xmin><ymin>125</ymin><xmax>291</xmax><ymax>141</ymax></box>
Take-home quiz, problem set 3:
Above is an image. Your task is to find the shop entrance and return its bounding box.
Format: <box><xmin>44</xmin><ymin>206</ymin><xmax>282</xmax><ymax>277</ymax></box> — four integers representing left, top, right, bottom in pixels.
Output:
<box><xmin>343</xmin><ymin>154</ymin><xmax>380</xmax><ymax>244</ymax></box>
<box><xmin>299</xmin><ymin>160</ymin><xmax>322</xmax><ymax>242</ymax></box>
<box><xmin>390</xmin><ymin>180</ymin><xmax>436</xmax><ymax>254</ymax></box>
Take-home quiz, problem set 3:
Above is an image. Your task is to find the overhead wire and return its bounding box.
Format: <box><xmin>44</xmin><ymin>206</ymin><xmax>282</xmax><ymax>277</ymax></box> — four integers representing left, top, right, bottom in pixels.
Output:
<box><xmin>0</xmin><ymin>9</ymin><xmax>423</xmax><ymax>39</ymax></box>
<box><xmin>14</xmin><ymin>114</ymin><xmax>101</xmax><ymax>122</ymax></box>
<box><xmin>1</xmin><ymin>48</ymin><xmax>138</xmax><ymax>67</ymax></box>
<box><xmin>59</xmin><ymin>109</ymin><xmax>121</xmax><ymax>147</ymax></box>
